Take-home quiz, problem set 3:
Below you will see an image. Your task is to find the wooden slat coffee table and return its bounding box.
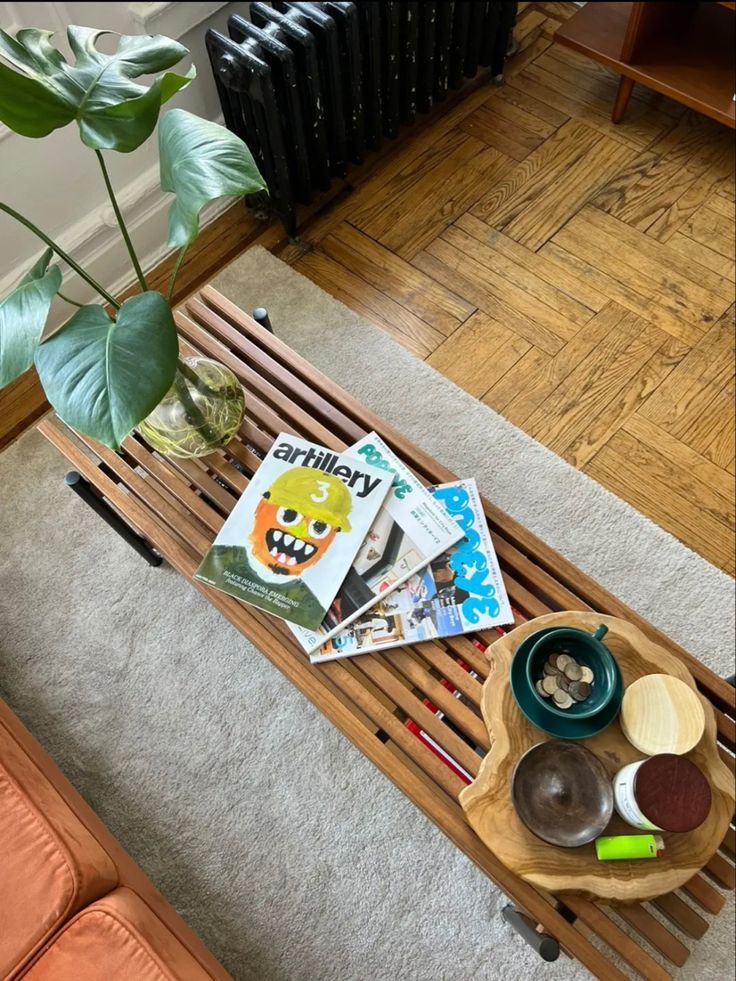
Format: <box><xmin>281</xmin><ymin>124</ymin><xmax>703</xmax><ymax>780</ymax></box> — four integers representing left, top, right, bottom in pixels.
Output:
<box><xmin>38</xmin><ymin>287</ymin><xmax>735</xmax><ymax>981</ymax></box>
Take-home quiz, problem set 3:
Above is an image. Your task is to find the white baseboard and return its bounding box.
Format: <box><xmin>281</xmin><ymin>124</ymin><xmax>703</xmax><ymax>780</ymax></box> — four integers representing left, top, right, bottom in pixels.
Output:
<box><xmin>127</xmin><ymin>1</ymin><xmax>230</xmax><ymax>38</ymax></box>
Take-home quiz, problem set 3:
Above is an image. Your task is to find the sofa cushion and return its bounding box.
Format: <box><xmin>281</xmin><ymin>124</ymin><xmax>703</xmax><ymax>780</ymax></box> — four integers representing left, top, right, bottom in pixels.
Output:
<box><xmin>22</xmin><ymin>887</ymin><xmax>217</xmax><ymax>981</ymax></box>
<box><xmin>0</xmin><ymin>717</ymin><xmax>118</xmax><ymax>978</ymax></box>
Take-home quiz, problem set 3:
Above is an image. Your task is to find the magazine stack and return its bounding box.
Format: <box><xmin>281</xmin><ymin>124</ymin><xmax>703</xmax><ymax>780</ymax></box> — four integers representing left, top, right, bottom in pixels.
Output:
<box><xmin>195</xmin><ymin>431</ymin><xmax>512</xmax><ymax>658</ymax></box>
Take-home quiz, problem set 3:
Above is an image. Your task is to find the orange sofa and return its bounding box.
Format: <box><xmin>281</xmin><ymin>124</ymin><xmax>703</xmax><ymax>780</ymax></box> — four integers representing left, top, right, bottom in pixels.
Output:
<box><xmin>0</xmin><ymin>698</ymin><xmax>232</xmax><ymax>981</ymax></box>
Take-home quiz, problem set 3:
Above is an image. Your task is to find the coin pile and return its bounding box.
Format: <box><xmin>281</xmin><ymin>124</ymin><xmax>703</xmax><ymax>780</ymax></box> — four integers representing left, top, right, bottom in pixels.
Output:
<box><xmin>536</xmin><ymin>653</ymin><xmax>594</xmax><ymax>710</ymax></box>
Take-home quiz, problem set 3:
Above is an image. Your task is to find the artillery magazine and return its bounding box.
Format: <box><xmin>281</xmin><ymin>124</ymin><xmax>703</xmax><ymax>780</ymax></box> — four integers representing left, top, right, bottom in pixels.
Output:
<box><xmin>194</xmin><ymin>434</ymin><xmax>392</xmax><ymax>630</ymax></box>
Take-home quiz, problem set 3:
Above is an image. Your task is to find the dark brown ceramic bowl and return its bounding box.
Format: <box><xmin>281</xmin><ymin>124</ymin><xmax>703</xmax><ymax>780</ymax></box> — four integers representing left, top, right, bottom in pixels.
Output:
<box><xmin>511</xmin><ymin>740</ymin><xmax>614</xmax><ymax>847</ymax></box>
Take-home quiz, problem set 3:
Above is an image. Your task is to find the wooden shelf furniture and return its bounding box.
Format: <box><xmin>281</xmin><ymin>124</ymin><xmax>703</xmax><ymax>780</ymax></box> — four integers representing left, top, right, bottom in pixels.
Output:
<box><xmin>554</xmin><ymin>2</ymin><xmax>736</xmax><ymax>128</ymax></box>
<box><xmin>37</xmin><ymin>287</ymin><xmax>736</xmax><ymax>979</ymax></box>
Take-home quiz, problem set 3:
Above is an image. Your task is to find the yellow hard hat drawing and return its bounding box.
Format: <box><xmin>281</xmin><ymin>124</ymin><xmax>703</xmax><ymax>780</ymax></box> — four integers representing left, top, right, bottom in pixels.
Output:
<box><xmin>265</xmin><ymin>467</ymin><xmax>353</xmax><ymax>532</ymax></box>
<box><xmin>248</xmin><ymin>467</ymin><xmax>353</xmax><ymax>578</ymax></box>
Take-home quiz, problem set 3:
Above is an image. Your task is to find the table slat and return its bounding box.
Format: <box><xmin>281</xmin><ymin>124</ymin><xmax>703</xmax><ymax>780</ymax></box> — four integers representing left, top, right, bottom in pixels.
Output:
<box><xmin>383</xmin><ymin>649</ymin><xmax>491</xmax><ymax>750</ymax></box>
<box><xmin>564</xmin><ymin>897</ymin><xmax>672</xmax><ymax>981</ymax></box>
<box><xmin>410</xmin><ymin>641</ymin><xmax>484</xmax><ymax>707</ymax></box>
<box><xmin>704</xmin><ymin>851</ymin><xmax>736</xmax><ymax>890</ymax></box>
<box><xmin>681</xmin><ymin>872</ymin><xmax>726</xmax><ymax>914</ymax></box>
<box><xmin>651</xmin><ymin>893</ymin><xmax>708</xmax><ymax>940</ymax></box>
<box><xmin>122</xmin><ymin>438</ymin><xmax>223</xmax><ymax>536</ymax></box>
<box><xmin>615</xmin><ymin>904</ymin><xmax>689</xmax><ymax>967</ymax></box>
<box><xmin>353</xmin><ymin>657</ymin><xmax>483</xmax><ymax>778</ymax></box>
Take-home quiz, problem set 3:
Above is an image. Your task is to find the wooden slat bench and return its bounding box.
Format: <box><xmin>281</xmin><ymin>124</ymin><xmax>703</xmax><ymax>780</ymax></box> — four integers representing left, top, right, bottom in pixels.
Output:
<box><xmin>37</xmin><ymin>287</ymin><xmax>735</xmax><ymax>981</ymax></box>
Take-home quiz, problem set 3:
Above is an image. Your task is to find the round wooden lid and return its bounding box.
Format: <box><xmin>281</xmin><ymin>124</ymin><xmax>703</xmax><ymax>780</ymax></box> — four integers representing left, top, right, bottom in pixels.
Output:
<box><xmin>620</xmin><ymin>674</ymin><xmax>705</xmax><ymax>755</ymax></box>
<box><xmin>634</xmin><ymin>754</ymin><xmax>712</xmax><ymax>832</ymax></box>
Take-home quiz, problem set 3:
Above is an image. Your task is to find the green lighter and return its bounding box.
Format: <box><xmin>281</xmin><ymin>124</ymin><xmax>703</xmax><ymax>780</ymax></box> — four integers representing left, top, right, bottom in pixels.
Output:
<box><xmin>595</xmin><ymin>834</ymin><xmax>665</xmax><ymax>860</ymax></box>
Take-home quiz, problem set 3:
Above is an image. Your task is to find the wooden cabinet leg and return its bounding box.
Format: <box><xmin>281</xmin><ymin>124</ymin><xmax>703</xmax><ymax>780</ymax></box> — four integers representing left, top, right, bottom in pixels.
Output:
<box><xmin>612</xmin><ymin>75</ymin><xmax>635</xmax><ymax>123</ymax></box>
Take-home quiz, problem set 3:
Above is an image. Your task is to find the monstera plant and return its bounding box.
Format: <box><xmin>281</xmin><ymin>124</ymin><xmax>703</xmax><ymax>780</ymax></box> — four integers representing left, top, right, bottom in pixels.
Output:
<box><xmin>0</xmin><ymin>25</ymin><xmax>266</xmax><ymax>456</ymax></box>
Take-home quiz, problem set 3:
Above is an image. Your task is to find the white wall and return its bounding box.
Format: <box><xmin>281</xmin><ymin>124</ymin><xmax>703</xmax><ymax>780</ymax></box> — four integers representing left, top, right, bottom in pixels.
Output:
<box><xmin>0</xmin><ymin>1</ymin><xmax>249</xmax><ymax>325</ymax></box>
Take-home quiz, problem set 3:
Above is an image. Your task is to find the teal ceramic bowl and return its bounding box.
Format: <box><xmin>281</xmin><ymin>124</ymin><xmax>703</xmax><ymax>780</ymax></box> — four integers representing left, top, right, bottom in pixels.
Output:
<box><xmin>510</xmin><ymin>627</ymin><xmax>623</xmax><ymax>740</ymax></box>
<box><xmin>525</xmin><ymin>624</ymin><xmax>618</xmax><ymax>720</ymax></box>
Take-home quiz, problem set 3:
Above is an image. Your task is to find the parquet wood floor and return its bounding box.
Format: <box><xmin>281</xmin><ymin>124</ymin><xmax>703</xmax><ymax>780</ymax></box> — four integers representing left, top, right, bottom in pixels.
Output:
<box><xmin>3</xmin><ymin>3</ymin><xmax>733</xmax><ymax>574</ymax></box>
<box><xmin>280</xmin><ymin>2</ymin><xmax>736</xmax><ymax>574</ymax></box>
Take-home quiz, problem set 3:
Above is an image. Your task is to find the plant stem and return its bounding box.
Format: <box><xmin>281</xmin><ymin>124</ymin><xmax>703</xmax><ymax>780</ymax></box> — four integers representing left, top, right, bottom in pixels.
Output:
<box><xmin>95</xmin><ymin>150</ymin><xmax>148</xmax><ymax>293</ymax></box>
<box><xmin>176</xmin><ymin>357</ymin><xmax>220</xmax><ymax>399</ymax></box>
<box><xmin>174</xmin><ymin>360</ymin><xmax>218</xmax><ymax>446</ymax></box>
<box><xmin>167</xmin><ymin>245</ymin><xmax>188</xmax><ymax>305</ymax></box>
<box><xmin>0</xmin><ymin>202</ymin><xmax>120</xmax><ymax>309</ymax></box>
<box><xmin>57</xmin><ymin>290</ymin><xmax>84</xmax><ymax>308</ymax></box>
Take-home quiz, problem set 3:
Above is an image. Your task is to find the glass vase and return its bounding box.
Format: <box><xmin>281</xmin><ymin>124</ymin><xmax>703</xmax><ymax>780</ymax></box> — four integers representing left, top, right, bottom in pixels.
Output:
<box><xmin>136</xmin><ymin>356</ymin><xmax>245</xmax><ymax>458</ymax></box>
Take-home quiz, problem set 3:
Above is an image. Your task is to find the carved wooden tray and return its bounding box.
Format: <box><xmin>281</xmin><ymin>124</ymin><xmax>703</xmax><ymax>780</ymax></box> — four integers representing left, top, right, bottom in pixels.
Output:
<box><xmin>459</xmin><ymin>612</ymin><xmax>735</xmax><ymax>902</ymax></box>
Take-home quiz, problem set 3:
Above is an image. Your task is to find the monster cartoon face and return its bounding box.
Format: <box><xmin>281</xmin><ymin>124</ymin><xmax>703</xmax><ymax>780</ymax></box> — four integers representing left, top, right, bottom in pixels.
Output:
<box><xmin>249</xmin><ymin>467</ymin><xmax>353</xmax><ymax>577</ymax></box>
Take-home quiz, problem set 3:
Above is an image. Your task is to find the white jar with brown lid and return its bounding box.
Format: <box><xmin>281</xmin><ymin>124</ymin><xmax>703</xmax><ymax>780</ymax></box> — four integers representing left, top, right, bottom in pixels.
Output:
<box><xmin>614</xmin><ymin>754</ymin><xmax>712</xmax><ymax>832</ymax></box>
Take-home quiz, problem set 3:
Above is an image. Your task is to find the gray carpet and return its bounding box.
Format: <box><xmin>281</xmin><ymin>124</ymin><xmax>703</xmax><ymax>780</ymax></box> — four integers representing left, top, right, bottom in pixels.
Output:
<box><xmin>1</xmin><ymin>246</ymin><xmax>733</xmax><ymax>981</ymax></box>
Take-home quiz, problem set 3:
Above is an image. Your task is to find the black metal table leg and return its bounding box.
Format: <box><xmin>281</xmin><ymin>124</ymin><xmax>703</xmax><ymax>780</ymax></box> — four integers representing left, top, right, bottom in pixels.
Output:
<box><xmin>252</xmin><ymin>307</ymin><xmax>274</xmax><ymax>333</ymax></box>
<box><xmin>502</xmin><ymin>905</ymin><xmax>560</xmax><ymax>961</ymax></box>
<box><xmin>64</xmin><ymin>471</ymin><xmax>163</xmax><ymax>567</ymax></box>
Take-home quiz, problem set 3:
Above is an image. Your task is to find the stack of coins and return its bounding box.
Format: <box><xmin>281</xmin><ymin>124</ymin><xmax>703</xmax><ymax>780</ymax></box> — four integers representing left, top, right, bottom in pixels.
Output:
<box><xmin>535</xmin><ymin>653</ymin><xmax>594</xmax><ymax>710</ymax></box>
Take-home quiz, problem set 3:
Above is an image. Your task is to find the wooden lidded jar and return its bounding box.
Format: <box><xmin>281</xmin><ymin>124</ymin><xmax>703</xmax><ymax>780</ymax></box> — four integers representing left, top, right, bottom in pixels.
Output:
<box><xmin>620</xmin><ymin>674</ymin><xmax>705</xmax><ymax>755</ymax></box>
<box><xmin>614</xmin><ymin>754</ymin><xmax>712</xmax><ymax>832</ymax></box>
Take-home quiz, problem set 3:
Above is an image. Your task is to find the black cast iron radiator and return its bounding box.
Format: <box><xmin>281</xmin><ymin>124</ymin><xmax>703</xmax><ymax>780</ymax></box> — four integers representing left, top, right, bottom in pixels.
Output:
<box><xmin>206</xmin><ymin>2</ymin><xmax>517</xmax><ymax>235</ymax></box>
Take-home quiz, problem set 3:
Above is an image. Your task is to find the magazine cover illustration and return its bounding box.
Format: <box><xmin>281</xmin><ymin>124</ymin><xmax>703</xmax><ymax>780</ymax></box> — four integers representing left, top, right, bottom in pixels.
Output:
<box><xmin>289</xmin><ymin>432</ymin><xmax>464</xmax><ymax>654</ymax></box>
<box><xmin>194</xmin><ymin>434</ymin><xmax>392</xmax><ymax>630</ymax></box>
<box><xmin>310</xmin><ymin>479</ymin><xmax>513</xmax><ymax>661</ymax></box>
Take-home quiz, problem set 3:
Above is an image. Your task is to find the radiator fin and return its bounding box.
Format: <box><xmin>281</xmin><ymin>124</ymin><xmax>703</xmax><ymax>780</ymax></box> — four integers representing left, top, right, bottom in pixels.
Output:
<box><xmin>206</xmin><ymin>1</ymin><xmax>517</xmax><ymax>235</ymax></box>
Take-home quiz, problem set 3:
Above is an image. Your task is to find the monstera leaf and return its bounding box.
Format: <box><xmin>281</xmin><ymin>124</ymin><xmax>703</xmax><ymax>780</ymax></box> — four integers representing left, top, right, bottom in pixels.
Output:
<box><xmin>0</xmin><ymin>26</ymin><xmax>194</xmax><ymax>152</ymax></box>
<box><xmin>0</xmin><ymin>249</ymin><xmax>61</xmax><ymax>387</ymax></box>
<box><xmin>35</xmin><ymin>292</ymin><xmax>178</xmax><ymax>449</ymax></box>
<box><xmin>159</xmin><ymin>108</ymin><xmax>267</xmax><ymax>247</ymax></box>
